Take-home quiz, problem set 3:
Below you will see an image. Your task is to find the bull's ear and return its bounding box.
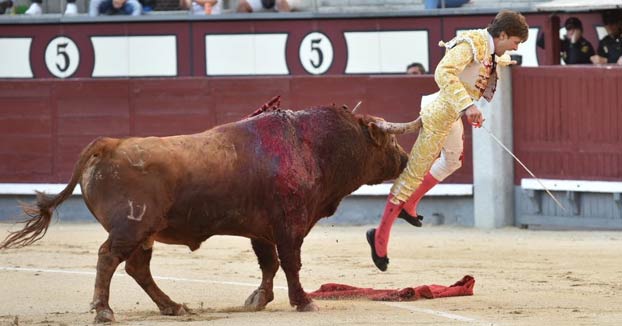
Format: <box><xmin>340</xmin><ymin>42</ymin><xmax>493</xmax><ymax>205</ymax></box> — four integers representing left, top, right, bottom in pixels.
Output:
<box><xmin>367</xmin><ymin>122</ymin><xmax>384</xmax><ymax>146</ymax></box>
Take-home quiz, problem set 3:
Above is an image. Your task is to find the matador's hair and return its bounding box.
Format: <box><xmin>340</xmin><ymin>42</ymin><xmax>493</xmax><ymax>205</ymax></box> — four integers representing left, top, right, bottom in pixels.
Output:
<box><xmin>487</xmin><ymin>10</ymin><xmax>529</xmax><ymax>42</ymax></box>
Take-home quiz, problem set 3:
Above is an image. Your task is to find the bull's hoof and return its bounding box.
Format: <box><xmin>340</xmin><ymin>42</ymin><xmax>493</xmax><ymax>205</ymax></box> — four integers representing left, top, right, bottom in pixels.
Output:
<box><xmin>160</xmin><ymin>303</ymin><xmax>189</xmax><ymax>316</ymax></box>
<box><xmin>296</xmin><ymin>301</ymin><xmax>319</xmax><ymax>312</ymax></box>
<box><xmin>94</xmin><ymin>309</ymin><xmax>115</xmax><ymax>323</ymax></box>
<box><xmin>244</xmin><ymin>288</ymin><xmax>274</xmax><ymax>311</ymax></box>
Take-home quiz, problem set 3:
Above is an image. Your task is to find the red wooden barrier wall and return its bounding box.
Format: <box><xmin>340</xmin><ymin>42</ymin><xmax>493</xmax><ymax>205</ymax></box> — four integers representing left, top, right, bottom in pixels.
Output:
<box><xmin>4</xmin><ymin>67</ymin><xmax>620</xmax><ymax>187</ymax></box>
<box><xmin>1</xmin><ymin>76</ymin><xmax>477</xmax><ymax>184</ymax></box>
<box><xmin>512</xmin><ymin>66</ymin><xmax>622</xmax><ymax>183</ymax></box>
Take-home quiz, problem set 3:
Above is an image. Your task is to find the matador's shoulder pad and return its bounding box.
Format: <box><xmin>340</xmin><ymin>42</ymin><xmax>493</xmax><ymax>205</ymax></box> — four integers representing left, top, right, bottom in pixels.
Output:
<box><xmin>438</xmin><ymin>29</ymin><xmax>489</xmax><ymax>64</ymax></box>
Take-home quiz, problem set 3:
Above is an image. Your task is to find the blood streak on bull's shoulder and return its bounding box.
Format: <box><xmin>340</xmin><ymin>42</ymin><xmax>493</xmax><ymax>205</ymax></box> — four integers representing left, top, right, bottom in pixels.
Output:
<box><xmin>252</xmin><ymin>109</ymin><xmax>319</xmax><ymax>201</ymax></box>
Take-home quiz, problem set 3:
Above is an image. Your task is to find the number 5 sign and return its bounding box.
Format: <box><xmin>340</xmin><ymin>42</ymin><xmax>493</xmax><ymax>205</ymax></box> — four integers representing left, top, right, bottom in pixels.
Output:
<box><xmin>299</xmin><ymin>32</ymin><xmax>333</xmax><ymax>75</ymax></box>
<box><xmin>45</xmin><ymin>36</ymin><xmax>80</xmax><ymax>78</ymax></box>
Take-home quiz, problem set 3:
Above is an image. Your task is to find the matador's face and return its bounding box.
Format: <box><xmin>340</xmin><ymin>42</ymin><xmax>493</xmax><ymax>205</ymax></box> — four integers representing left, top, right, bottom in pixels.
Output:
<box><xmin>494</xmin><ymin>32</ymin><xmax>523</xmax><ymax>56</ymax></box>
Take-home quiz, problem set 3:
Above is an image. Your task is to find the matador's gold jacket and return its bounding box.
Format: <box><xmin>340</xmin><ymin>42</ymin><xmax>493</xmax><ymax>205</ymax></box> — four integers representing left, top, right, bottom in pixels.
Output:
<box><xmin>423</xmin><ymin>28</ymin><xmax>514</xmax><ymax>114</ymax></box>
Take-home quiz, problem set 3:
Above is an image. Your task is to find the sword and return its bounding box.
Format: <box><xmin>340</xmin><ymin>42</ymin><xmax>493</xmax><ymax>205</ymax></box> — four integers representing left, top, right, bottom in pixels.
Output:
<box><xmin>480</xmin><ymin>124</ymin><xmax>567</xmax><ymax>211</ymax></box>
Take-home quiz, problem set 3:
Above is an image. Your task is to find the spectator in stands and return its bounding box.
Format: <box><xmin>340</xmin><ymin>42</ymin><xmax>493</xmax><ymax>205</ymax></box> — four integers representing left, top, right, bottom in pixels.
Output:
<box><xmin>367</xmin><ymin>10</ymin><xmax>529</xmax><ymax>272</ymax></box>
<box><xmin>591</xmin><ymin>10</ymin><xmax>622</xmax><ymax>65</ymax></box>
<box><xmin>25</xmin><ymin>0</ymin><xmax>78</xmax><ymax>15</ymax></box>
<box><xmin>89</xmin><ymin>0</ymin><xmax>142</xmax><ymax>16</ymax></box>
<box><xmin>406</xmin><ymin>62</ymin><xmax>427</xmax><ymax>75</ymax></box>
<box><xmin>0</xmin><ymin>0</ymin><xmax>12</xmax><ymax>14</ymax></box>
<box><xmin>424</xmin><ymin>0</ymin><xmax>470</xmax><ymax>9</ymax></box>
<box><xmin>536</xmin><ymin>17</ymin><xmax>595</xmax><ymax>65</ymax></box>
<box><xmin>180</xmin><ymin>0</ymin><xmax>221</xmax><ymax>14</ymax></box>
<box><xmin>237</xmin><ymin>0</ymin><xmax>304</xmax><ymax>12</ymax></box>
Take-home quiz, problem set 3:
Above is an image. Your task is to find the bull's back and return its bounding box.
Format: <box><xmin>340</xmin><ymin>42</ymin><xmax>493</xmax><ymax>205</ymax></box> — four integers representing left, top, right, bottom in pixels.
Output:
<box><xmin>162</xmin><ymin>114</ymin><xmax>321</xmax><ymax>239</ymax></box>
<box><xmin>78</xmin><ymin>111</ymin><xmax>329</xmax><ymax>240</ymax></box>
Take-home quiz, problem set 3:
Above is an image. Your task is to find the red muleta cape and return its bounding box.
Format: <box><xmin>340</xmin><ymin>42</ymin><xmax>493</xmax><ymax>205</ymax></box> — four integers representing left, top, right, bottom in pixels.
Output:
<box><xmin>308</xmin><ymin>275</ymin><xmax>475</xmax><ymax>301</ymax></box>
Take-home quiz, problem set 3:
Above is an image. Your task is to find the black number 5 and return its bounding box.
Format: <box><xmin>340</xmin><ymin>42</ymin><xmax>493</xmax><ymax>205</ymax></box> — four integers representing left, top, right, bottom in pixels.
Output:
<box><xmin>56</xmin><ymin>43</ymin><xmax>70</xmax><ymax>72</ymax></box>
<box><xmin>310</xmin><ymin>38</ymin><xmax>323</xmax><ymax>69</ymax></box>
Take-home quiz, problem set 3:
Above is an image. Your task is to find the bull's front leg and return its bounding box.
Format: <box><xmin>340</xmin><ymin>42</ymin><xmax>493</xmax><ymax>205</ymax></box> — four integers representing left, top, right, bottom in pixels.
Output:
<box><xmin>276</xmin><ymin>237</ymin><xmax>318</xmax><ymax>312</ymax></box>
<box><xmin>245</xmin><ymin>239</ymin><xmax>278</xmax><ymax>310</ymax></box>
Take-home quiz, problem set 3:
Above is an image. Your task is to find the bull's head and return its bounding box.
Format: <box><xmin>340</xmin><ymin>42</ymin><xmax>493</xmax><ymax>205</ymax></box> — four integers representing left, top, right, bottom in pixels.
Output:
<box><xmin>355</xmin><ymin>114</ymin><xmax>419</xmax><ymax>184</ymax></box>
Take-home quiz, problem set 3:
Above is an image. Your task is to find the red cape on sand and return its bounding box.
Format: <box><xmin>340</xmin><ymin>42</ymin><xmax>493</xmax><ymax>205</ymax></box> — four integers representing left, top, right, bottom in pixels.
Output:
<box><xmin>308</xmin><ymin>275</ymin><xmax>475</xmax><ymax>301</ymax></box>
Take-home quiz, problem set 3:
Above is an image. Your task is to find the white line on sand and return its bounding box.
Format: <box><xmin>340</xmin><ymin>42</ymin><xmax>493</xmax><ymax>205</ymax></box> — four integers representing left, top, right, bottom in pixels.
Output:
<box><xmin>1</xmin><ymin>266</ymin><xmax>491</xmax><ymax>324</ymax></box>
<box><xmin>383</xmin><ymin>302</ymin><xmax>495</xmax><ymax>325</ymax></box>
<box><xmin>0</xmin><ymin>266</ymin><xmax>287</xmax><ymax>290</ymax></box>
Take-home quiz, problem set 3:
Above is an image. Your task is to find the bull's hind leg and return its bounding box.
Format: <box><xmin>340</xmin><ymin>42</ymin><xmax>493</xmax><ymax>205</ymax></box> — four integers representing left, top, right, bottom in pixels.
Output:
<box><xmin>125</xmin><ymin>240</ymin><xmax>188</xmax><ymax>316</ymax></box>
<box><xmin>276</xmin><ymin>237</ymin><xmax>318</xmax><ymax>312</ymax></box>
<box><xmin>91</xmin><ymin>228</ymin><xmax>165</xmax><ymax>322</ymax></box>
<box><xmin>245</xmin><ymin>239</ymin><xmax>278</xmax><ymax>310</ymax></box>
<box><xmin>91</xmin><ymin>238</ymin><xmax>122</xmax><ymax>323</ymax></box>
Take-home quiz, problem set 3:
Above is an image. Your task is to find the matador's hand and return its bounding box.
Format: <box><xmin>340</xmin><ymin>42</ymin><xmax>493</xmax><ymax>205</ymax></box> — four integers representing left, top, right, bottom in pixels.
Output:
<box><xmin>464</xmin><ymin>105</ymin><xmax>484</xmax><ymax>128</ymax></box>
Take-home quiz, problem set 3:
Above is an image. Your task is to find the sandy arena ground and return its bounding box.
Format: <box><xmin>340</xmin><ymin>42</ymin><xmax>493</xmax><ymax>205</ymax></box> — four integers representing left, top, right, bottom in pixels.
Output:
<box><xmin>0</xmin><ymin>222</ymin><xmax>621</xmax><ymax>326</ymax></box>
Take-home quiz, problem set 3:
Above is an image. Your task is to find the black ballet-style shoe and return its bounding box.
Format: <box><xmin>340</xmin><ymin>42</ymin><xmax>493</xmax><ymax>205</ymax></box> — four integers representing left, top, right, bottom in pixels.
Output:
<box><xmin>398</xmin><ymin>210</ymin><xmax>424</xmax><ymax>227</ymax></box>
<box><xmin>366</xmin><ymin>228</ymin><xmax>389</xmax><ymax>272</ymax></box>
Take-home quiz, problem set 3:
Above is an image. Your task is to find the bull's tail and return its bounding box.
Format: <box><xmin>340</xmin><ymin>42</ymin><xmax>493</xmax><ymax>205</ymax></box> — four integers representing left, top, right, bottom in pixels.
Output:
<box><xmin>0</xmin><ymin>137</ymin><xmax>115</xmax><ymax>250</ymax></box>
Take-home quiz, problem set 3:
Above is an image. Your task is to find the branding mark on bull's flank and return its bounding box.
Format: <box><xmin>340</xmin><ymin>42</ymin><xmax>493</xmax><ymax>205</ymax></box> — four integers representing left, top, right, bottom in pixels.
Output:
<box><xmin>127</xmin><ymin>200</ymin><xmax>147</xmax><ymax>221</ymax></box>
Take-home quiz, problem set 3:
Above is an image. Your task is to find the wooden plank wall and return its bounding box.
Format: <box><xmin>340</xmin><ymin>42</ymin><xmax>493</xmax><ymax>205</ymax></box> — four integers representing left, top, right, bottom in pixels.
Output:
<box><xmin>1</xmin><ymin>76</ymin><xmax>478</xmax><ymax>184</ymax></box>
<box><xmin>4</xmin><ymin>66</ymin><xmax>620</xmax><ymax>187</ymax></box>
<box><xmin>512</xmin><ymin>66</ymin><xmax>622</xmax><ymax>184</ymax></box>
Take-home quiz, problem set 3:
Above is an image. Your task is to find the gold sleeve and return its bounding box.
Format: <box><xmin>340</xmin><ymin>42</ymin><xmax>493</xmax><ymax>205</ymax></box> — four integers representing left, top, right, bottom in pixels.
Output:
<box><xmin>434</xmin><ymin>42</ymin><xmax>475</xmax><ymax>114</ymax></box>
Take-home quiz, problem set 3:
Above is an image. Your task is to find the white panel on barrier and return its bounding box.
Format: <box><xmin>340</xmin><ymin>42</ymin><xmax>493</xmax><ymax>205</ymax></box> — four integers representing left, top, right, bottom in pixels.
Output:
<box><xmin>345</xmin><ymin>31</ymin><xmax>429</xmax><ymax>74</ymax></box>
<box><xmin>506</xmin><ymin>28</ymin><xmax>540</xmax><ymax>67</ymax></box>
<box><xmin>92</xmin><ymin>37</ymin><xmax>130</xmax><ymax>77</ymax></box>
<box><xmin>92</xmin><ymin>36</ymin><xmax>177</xmax><ymax>77</ymax></box>
<box><xmin>205</xmin><ymin>34</ymin><xmax>289</xmax><ymax>76</ymax></box>
<box><xmin>344</xmin><ymin>32</ymin><xmax>380</xmax><ymax>73</ymax></box>
<box><xmin>380</xmin><ymin>31</ymin><xmax>429</xmax><ymax>73</ymax></box>
<box><xmin>129</xmin><ymin>36</ymin><xmax>177</xmax><ymax>77</ymax></box>
<box><xmin>254</xmin><ymin>34</ymin><xmax>289</xmax><ymax>75</ymax></box>
<box><xmin>0</xmin><ymin>38</ymin><xmax>33</xmax><ymax>78</ymax></box>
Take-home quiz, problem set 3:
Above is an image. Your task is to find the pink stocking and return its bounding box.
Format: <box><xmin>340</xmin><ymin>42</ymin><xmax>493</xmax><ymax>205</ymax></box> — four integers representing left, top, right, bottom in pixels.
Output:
<box><xmin>402</xmin><ymin>172</ymin><xmax>439</xmax><ymax>216</ymax></box>
<box><xmin>375</xmin><ymin>194</ymin><xmax>402</xmax><ymax>257</ymax></box>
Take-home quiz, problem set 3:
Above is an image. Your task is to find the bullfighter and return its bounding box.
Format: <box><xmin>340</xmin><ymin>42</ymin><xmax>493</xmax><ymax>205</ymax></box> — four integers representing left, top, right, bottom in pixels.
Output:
<box><xmin>367</xmin><ymin>10</ymin><xmax>530</xmax><ymax>271</ymax></box>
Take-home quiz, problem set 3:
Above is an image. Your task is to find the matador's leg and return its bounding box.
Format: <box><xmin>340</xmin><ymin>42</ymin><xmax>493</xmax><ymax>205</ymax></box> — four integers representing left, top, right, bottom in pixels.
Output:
<box><xmin>390</xmin><ymin>102</ymin><xmax>459</xmax><ymax>203</ymax></box>
<box><xmin>367</xmin><ymin>100</ymin><xmax>458</xmax><ymax>271</ymax></box>
<box><xmin>402</xmin><ymin>118</ymin><xmax>464</xmax><ymax>218</ymax></box>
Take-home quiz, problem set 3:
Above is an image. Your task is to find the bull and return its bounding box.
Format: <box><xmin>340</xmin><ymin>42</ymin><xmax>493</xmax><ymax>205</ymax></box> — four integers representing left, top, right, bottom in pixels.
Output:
<box><xmin>0</xmin><ymin>98</ymin><xmax>417</xmax><ymax>322</ymax></box>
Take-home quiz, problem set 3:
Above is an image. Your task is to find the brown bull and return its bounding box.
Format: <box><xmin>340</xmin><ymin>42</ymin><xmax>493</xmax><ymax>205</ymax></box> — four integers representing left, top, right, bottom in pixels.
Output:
<box><xmin>0</xmin><ymin>100</ymin><xmax>415</xmax><ymax>322</ymax></box>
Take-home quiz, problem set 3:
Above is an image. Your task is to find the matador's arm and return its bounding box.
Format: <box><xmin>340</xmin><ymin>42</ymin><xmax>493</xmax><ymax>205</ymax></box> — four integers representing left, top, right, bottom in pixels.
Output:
<box><xmin>434</xmin><ymin>42</ymin><xmax>476</xmax><ymax>114</ymax></box>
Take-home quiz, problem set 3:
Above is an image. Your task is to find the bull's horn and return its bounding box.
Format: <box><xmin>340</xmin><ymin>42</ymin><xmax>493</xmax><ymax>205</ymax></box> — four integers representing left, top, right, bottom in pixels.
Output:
<box><xmin>374</xmin><ymin>117</ymin><xmax>422</xmax><ymax>134</ymax></box>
